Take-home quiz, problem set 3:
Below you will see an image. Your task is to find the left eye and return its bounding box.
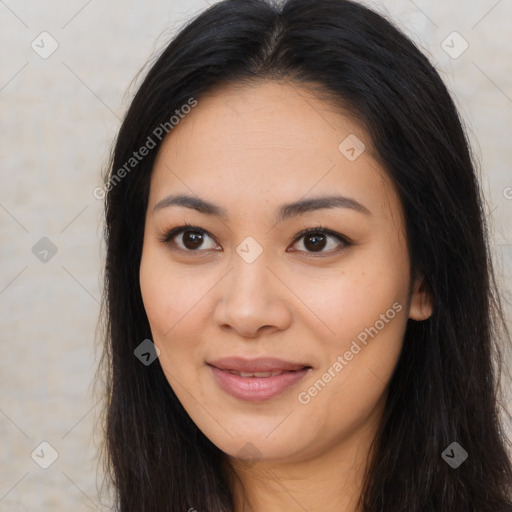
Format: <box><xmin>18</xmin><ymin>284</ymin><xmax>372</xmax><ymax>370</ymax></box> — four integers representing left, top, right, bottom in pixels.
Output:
<box><xmin>289</xmin><ymin>228</ymin><xmax>350</xmax><ymax>254</ymax></box>
<box><xmin>160</xmin><ymin>225</ymin><xmax>350</xmax><ymax>255</ymax></box>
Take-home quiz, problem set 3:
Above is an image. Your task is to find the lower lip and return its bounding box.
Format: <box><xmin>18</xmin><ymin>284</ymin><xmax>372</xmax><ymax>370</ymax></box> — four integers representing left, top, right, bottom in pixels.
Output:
<box><xmin>209</xmin><ymin>365</ymin><xmax>312</xmax><ymax>402</ymax></box>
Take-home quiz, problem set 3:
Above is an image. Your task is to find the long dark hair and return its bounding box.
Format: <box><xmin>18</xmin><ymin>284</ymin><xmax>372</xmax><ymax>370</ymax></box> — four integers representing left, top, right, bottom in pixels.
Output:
<box><xmin>95</xmin><ymin>0</ymin><xmax>512</xmax><ymax>509</ymax></box>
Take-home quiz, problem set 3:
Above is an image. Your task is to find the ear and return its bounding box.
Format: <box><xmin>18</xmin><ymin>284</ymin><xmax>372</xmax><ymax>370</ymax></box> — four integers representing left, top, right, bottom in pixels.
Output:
<box><xmin>409</xmin><ymin>276</ymin><xmax>433</xmax><ymax>321</ymax></box>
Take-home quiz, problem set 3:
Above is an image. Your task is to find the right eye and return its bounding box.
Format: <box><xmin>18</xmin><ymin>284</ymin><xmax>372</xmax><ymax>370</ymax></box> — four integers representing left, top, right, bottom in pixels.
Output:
<box><xmin>159</xmin><ymin>224</ymin><xmax>220</xmax><ymax>254</ymax></box>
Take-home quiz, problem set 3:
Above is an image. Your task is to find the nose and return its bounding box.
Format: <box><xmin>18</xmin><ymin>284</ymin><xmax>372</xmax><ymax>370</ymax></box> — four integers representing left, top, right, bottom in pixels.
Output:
<box><xmin>212</xmin><ymin>252</ymin><xmax>292</xmax><ymax>338</ymax></box>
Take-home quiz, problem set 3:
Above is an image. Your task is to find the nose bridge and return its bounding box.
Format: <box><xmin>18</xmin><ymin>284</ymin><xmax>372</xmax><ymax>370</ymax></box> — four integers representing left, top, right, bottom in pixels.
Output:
<box><xmin>229</xmin><ymin>239</ymin><xmax>271</xmax><ymax>299</ymax></box>
<box><xmin>213</xmin><ymin>237</ymin><xmax>291</xmax><ymax>335</ymax></box>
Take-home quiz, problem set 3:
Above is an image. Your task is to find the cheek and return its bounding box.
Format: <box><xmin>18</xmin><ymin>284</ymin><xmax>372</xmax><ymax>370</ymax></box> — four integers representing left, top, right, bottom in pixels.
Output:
<box><xmin>296</xmin><ymin>299</ymin><xmax>407</xmax><ymax>442</ymax></box>
<box><xmin>140</xmin><ymin>243</ymin><xmax>197</xmax><ymax>334</ymax></box>
<box><xmin>289</xmin><ymin>247</ymin><xmax>409</xmax><ymax>408</ymax></box>
<box><xmin>289</xmin><ymin>251</ymin><xmax>409</xmax><ymax>345</ymax></box>
<box><xmin>139</xmin><ymin>244</ymin><xmax>215</xmax><ymax>368</ymax></box>
<box><xmin>139</xmin><ymin>248</ymin><xmax>171</xmax><ymax>333</ymax></box>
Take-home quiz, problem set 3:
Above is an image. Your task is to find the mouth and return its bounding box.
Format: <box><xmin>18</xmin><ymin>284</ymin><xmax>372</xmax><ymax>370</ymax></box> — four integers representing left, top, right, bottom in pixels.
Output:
<box><xmin>207</xmin><ymin>357</ymin><xmax>313</xmax><ymax>402</ymax></box>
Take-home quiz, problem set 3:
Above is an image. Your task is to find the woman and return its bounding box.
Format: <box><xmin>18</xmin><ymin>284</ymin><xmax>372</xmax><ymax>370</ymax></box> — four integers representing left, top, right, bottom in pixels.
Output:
<box><xmin>96</xmin><ymin>0</ymin><xmax>512</xmax><ymax>510</ymax></box>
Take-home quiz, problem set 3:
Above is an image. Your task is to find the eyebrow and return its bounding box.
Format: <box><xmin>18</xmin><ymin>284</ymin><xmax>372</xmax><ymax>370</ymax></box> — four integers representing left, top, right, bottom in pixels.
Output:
<box><xmin>153</xmin><ymin>193</ymin><xmax>371</xmax><ymax>222</ymax></box>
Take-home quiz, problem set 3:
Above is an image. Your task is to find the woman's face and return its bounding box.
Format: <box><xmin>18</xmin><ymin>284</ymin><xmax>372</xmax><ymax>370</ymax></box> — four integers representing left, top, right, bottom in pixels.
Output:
<box><xmin>139</xmin><ymin>80</ymin><xmax>432</xmax><ymax>464</ymax></box>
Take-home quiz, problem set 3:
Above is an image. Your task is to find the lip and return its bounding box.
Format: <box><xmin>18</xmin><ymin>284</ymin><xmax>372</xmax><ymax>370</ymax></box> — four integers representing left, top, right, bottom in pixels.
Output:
<box><xmin>207</xmin><ymin>357</ymin><xmax>312</xmax><ymax>402</ymax></box>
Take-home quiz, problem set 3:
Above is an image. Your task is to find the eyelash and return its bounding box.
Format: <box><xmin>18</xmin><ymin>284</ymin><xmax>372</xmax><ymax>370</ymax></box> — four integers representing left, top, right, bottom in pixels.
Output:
<box><xmin>158</xmin><ymin>222</ymin><xmax>352</xmax><ymax>257</ymax></box>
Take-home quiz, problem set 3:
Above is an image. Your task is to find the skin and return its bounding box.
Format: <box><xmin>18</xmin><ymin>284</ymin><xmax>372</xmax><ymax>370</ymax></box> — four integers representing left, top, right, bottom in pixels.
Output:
<box><xmin>139</xmin><ymin>80</ymin><xmax>433</xmax><ymax>512</ymax></box>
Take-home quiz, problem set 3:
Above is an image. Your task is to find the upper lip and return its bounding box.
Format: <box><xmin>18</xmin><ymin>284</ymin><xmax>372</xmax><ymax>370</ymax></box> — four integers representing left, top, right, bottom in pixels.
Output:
<box><xmin>207</xmin><ymin>356</ymin><xmax>311</xmax><ymax>373</ymax></box>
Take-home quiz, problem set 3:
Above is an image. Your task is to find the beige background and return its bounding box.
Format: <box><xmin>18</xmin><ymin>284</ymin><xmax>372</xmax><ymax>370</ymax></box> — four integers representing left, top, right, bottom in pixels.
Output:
<box><xmin>1</xmin><ymin>0</ymin><xmax>511</xmax><ymax>510</ymax></box>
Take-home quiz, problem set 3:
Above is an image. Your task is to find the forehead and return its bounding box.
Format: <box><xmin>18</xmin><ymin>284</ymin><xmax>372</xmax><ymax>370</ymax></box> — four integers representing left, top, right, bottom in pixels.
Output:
<box><xmin>149</xmin><ymin>80</ymin><xmax>396</xmax><ymax>219</ymax></box>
